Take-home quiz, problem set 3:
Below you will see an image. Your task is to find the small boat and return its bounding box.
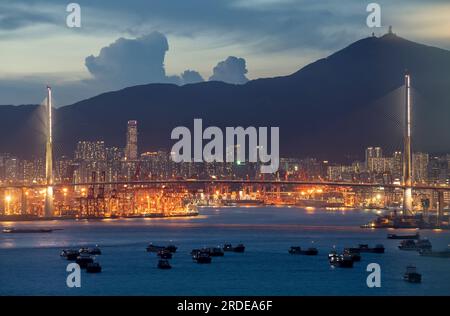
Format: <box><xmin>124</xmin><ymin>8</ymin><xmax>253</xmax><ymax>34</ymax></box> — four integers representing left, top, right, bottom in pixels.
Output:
<box><xmin>223</xmin><ymin>244</ymin><xmax>233</xmax><ymax>252</ymax></box>
<box><xmin>328</xmin><ymin>249</ymin><xmax>338</xmax><ymax>259</ymax></box>
<box><xmin>349</xmin><ymin>244</ymin><xmax>384</xmax><ymax>254</ymax></box>
<box><xmin>222</xmin><ymin>243</ymin><xmax>245</xmax><ymax>253</ymax></box>
<box><xmin>192</xmin><ymin>250</ymin><xmax>212</xmax><ymax>263</ymax></box>
<box><xmin>3</xmin><ymin>227</ymin><xmax>53</xmax><ymax>234</ymax></box>
<box><xmin>157</xmin><ymin>250</ymin><xmax>173</xmax><ymax>259</ymax></box>
<box><xmin>79</xmin><ymin>246</ymin><xmax>101</xmax><ymax>255</ymax></box>
<box><xmin>233</xmin><ymin>244</ymin><xmax>245</xmax><ymax>253</ymax></box>
<box><xmin>86</xmin><ymin>262</ymin><xmax>102</xmax><ymax>273</ymax></box>
<box><xmin>195</xmin><ymin>253</ymin><xmax>212</xmax><ymax>264</ymax></box>
<box><xmin>288</xmin><ymin>246</ymin><xmax>318</xmax><ymax>255</ymax></box>
<box><xmin>60</xmin><ymin>249</ymin><xmax>79</xmax><ymax>261</ymax></box>
<box><xmin>165</xmin><ymin>245</ymin><xmax>177</xmax><ymax>253</ymax></box>
<box><xmin>398</xmin><ymin>240</ymin><xmax>417</xmax><ymax>251</ymax></box>
<box><xmin>343</xmin><ymin>248</ymin><xmax>361</xmax><ymax>262</ymax></box>
<box><xmin>416</xmin><ymin>239</ymin><xmax>432</xmax><ymax>251</ymax></box>
<box><xmin>387</xmin><ymin>233</ymin><xmax>420</xmax><ymax>240</ymax></box>
<box><xmin>146</xmin><ymin>244</ymin><xmax>166</xmax><ymax>253</ymax></box>
<box><xmin>76</xmin><ymin>254</ymin><xmax>94</xmax><ymax>268</ymax></box>
<box><xmin>206</xmin><ymin>247</ymin><xmax>224</xmax><ymax>257</ymax></box>
<box><xmin>158</xmin><ymin>259</ymin><xmax>172</xmax><ymax>269</ymax></box>
<box><xmin>399</xmin><ymin>239</ymin><xmax>432</xmax><ymax>251</ymax></box>
<box><xmin>329</xmin><ymin>254</ymin><xmax>354</xmax><ymax>268</ymax></box>
<box><xmin>419</xmin><ymin>249</ymin><xmax>450</xmax><ymax>258</ymax></box>
<box><xmin>403</xmin><ymin>266</ymin><xmax>422</xmax><ymax>283</ymax></box>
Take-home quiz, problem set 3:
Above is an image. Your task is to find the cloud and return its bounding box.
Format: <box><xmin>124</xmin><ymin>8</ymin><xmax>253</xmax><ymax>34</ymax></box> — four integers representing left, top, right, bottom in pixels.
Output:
<box><xmin>180</xmin><ymin>70</ymin><xmax>204</xmax><ymax>84</ymax></box>
<box><xmin>209</xmin><ymin>56</ymin><xmax>248</xmax><ymax>84</ymax></box>
<box><xmin>85</xmin><ymin>32</ymin><xmax>174</xmax><ymax>89</ymax></box>
<box><xmin>0</xmin><ymin>2</ymin><xmax>57</xmax><ymax>31</ymax></box>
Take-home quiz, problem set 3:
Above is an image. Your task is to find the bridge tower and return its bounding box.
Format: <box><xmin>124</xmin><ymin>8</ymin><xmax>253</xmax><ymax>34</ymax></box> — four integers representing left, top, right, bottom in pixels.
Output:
<box><xmin>44</xmin><ymin>86</ymin><xmax>54</xmax><ymax>217</ymax></box>
<box><xmin>403</xmin><ymin>73</ymin><xmax>413</xmax><ymax>214</ymax></box>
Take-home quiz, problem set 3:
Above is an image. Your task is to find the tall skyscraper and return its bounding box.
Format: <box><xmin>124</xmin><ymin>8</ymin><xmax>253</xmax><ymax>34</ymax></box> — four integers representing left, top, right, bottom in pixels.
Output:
<box><xmin>125</xmin><ymin>120</ymin><xmax>138</xmax><ymax>161</ymax></box>
<box><xmin>392</xmin><ymin>151</ymin><xmax>403</xmax><ymax>180</ymax></box>
<box><xmin>413</xmin><ymin>152</ymin><xmax>429</xmax><ymax>183</ymax></box>
<box><xmin>366</xmin><ymin>146</ymin><xmax>383</xmax><ymax>172</ymax></box>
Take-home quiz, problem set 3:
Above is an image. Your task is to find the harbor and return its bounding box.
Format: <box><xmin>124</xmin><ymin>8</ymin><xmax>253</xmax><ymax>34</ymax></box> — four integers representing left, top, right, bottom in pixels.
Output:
<box><xmin>1</xmin><ymin>206</ymin><xmax>450</xmax><ymax>296</ymax></box>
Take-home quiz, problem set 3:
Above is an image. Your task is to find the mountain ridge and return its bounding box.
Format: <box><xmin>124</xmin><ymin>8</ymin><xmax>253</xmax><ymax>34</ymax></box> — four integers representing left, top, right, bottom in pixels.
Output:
<box><xmin>2</xmin><ymin>33</ymin><xmax>450</xmax><ymax>161</ymax></box>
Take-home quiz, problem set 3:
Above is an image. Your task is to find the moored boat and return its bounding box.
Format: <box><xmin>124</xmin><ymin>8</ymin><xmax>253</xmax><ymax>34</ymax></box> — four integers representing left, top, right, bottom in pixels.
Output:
<box><xmin>343</xmin><ymin>248</ymin><xmax>361</xmax><ymax>262</ymax></box>
<box><xmin>3</xmin><ymin>227</ymin><xmax>54</xmax><ymax>233</ymax></box>
<box><xmin>205</xmin><ymin>247</ymin><xmax>224</xmax><ymax>257</ymax></box>
<box><xmin>86</xmin><ymin>262</ymin><xmax>102</xmax><ymax>273</ymax></box>
<box><xmin>419</xmin><ymin>249</ymin><xmax>450</xmax><ymax>258</ymax></box>
<box><xmin>157</xmin><ymin>249</ymin><xmax>173</xmax><ymax>259</ymax></box>
<box><xmin>60</xmin><ymin>249</ymin><xmax>79</xmax><ymax>261</ymax></box>
<box><xmin>146</xmin><ymin>244</ymin><xmax>166</xmax><ymax>253</ymax></box>
<box><xmin>166</xmin><ymin>245</ymin><xmax>177</xmax><ymax>253</ymax></box>
<box><xmin>76</xmin><ymin>254</ymin><xmax>94</xmax><ymax>268</ymax></box>
<box><xmin>403</xmin><ymin>266</ymin><xmax>422</xmax><ymax>283</ymax></box>
<box><xmin>399</xmin><ymin>238</ymin><xmax>432</xmax><ymax>251</ymax></box>
<box><xmin>329</xmin><ymin>253</ymin><xmax>354</xmax><ymax>268</ymax></box>
<box><xmin>157</xmin><ymin>259</ymin><xmax>172</xmax><ymax>269</ymax></box>
<box><xmin>387</xmin><ymin>233</ymin><xmax>420</xmax><ymax>240</ymax></box>
<box><xmin>222</xmin><ymin>243</ymin><xmax>245</xmax><ymax>253</ymax></box>
<box><xmin>192</xmin><ymin>249</ymin><xmax>212</xmax><ymax>263</ymax></box>
<box><xmin>233</xmin><ymin>244</ymin><xmax>245</xmax><ymax>253</ymax></box>
<box><xmin>288</xmin><ymin>246</ymin><xmax>318</xmax><ymax>255</ymax></box>
<box><xmin>348</xmin><ymin>244</ymin><xmax>384</xmax><ymax>254</ymax></box>
<box><xmin>79</xmin><ymin>246</ymin><xmax>101</xmax><ymax>255</ymax></box>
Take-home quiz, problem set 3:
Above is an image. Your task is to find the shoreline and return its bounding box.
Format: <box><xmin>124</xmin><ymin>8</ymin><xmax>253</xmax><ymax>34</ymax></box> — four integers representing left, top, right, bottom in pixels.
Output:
<box><xmin>0</xmin><ymin>213</ymin><xmax>199</xmax><ymax>223</ymax></box>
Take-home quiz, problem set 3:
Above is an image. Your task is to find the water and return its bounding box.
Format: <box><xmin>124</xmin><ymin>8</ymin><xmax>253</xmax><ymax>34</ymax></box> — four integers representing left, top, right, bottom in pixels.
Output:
<box><xmin>1</xmin><ymin>206</ymin><xmax>450</xmax><ymax>296</ymax></box>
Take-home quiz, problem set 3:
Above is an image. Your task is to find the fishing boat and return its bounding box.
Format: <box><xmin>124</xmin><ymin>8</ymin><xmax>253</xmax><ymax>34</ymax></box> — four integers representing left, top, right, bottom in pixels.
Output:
<box><xmin>79</xmin><ymin>246</ymin><xmax>101</xmax><ymax>255</ymax></box>
<box><xmin>403</xmin><ymin>266</ymin><xmax>422</xmax><ymax>283</ymax></box>
<box><xmin>419</xmin><ymin>249</ymin><xmax>450</xmax><ymax>258</ymax></box>
<box><xmin>329</xmin><ymin>254</ymin><xmax>354</xmax><ymax>268</ymax></box>
<box><xmin>157</xmin><ymin>259</ymin><xmax>172</xmax><ymax>269</ymax></box>
<box><xmin>348</xmin><ymin>244</ymin><xmax>384</xmax><ymax>254</ymax></box>
<box><xmin>146</xmin><ymin>244</ymin><xmax>166</xmax><ymax>253</ymax></box>
<box><xmin>192</xmin><ymin>250</ymin><xmax>212</xmax><ymax>263</ymax></box>
<box><xmin>288</xmin><ymin>246</ymin><xmax>318</xmax><ymax>255</ymax></box>
<box><xmin>222</xmin><ymin>243</ymin><xmax>245</xmax><ymax>253</ymax></box>
<box><xmin>76</xmin><ymin>254</ymin><xmax>94</xmax><ymax>268</ymax></box>
<box><xmin>343</xmin><ymin>248</ymin><xmax>361</xmax><ymax>262</ymax></box>
<box><xmin>387</xmin><ymin>233</ymin><xmax>420</xmax><ymax>240</ymax></box>
<box><xmin>60</xmin><ymin>249</ymin><xmax>79</xmax><ymax>261</ymax></box>
<box><xmin>3</xmin><ymin>227</ymin><xmax>53</xmax><ymax>233</ymax></box>
<box><xmin>157</xmin><ymin>250</ymin><xmax>173</xmax><ymax>259</ymax></box>
<box><xmin>86</xmin><ymin>262</ymin><xmax>102</xmax><ymax>273</ymax></box>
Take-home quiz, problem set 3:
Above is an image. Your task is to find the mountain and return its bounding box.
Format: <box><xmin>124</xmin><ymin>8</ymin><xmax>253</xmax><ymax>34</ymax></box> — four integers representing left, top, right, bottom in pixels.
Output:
<box><xmin>2</xmin><ymin>32</ymin><xmax>450</xmax><ymax>161</ymax></box>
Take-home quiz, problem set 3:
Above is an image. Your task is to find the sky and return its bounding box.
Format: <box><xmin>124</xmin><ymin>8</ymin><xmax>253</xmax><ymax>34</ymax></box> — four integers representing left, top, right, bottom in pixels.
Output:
<box><xmin>0</xmin><ymin>0</ymin><xmax>449</xmax><ymax>106</ymax></box>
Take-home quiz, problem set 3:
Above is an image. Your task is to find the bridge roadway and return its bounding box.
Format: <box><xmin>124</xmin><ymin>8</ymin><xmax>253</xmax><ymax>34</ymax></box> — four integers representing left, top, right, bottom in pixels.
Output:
<box><xmin>1</xmin><ymin>180</ymin><xmax>450</xmax><ymax>191</ymax></box>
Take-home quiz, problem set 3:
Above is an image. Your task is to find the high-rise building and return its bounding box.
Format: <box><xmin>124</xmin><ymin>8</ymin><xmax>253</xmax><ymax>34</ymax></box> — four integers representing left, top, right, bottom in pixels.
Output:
<box><xmin>125</xmin><ymin>120</ymin><xmax>138</xmax><ymax>161</ymax></box>
<box><xmin>75</xmin><ymin>141</ymin><xmax>106</xmax><ymax>161</ymax></box>
<box><xmin>366</xmin><ymin>146</ymin><xmax>383</xmax><ymax>173</ymax></box>
<box><xmin>413</xmin><ymin>152</ymin><xmax>429</xmax><ymax>183</ymax></box>
<box><xmin>392</xmin><ymin>151</ymin><xmax>403</xmax><ymax>180</ymax></box>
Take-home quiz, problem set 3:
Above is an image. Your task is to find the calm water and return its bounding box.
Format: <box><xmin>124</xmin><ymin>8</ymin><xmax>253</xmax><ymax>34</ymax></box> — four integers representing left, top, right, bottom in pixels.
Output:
<box><xmin>1</xmin><ymin>207</ymin><xmax>450</xmax><ymax>296</ymax></box>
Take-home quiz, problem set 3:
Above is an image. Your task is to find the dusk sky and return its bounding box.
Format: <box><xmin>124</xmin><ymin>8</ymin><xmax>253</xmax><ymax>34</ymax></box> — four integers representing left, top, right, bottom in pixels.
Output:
<box><xmin>1</xmin><ymin>0</ymin><xmax>449</xmax><ymax>105</ymax></box>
